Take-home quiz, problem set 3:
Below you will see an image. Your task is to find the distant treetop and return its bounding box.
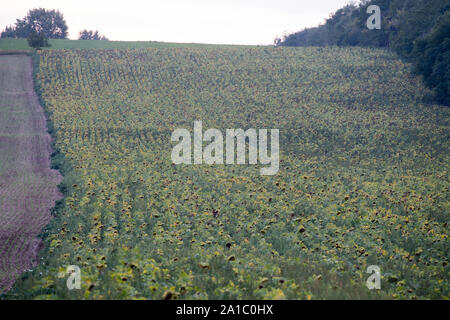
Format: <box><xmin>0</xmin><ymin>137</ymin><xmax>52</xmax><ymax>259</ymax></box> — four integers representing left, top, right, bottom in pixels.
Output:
<box><xmin>1</xmin><ymin>8</ymin><xmax>68</xmax><ymax>39</ymax></box>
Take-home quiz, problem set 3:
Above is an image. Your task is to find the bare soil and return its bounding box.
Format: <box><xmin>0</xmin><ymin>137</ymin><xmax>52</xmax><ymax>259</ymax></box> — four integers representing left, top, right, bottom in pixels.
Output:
<box><xmin>0</xmin><ymin>55</ymin><xmax>62</xmax><ymax>293</ymax></box>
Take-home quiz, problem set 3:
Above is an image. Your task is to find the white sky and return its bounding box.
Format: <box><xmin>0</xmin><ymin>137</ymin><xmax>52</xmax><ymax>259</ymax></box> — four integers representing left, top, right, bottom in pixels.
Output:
<box><xmin>0</xmin><ymin>0</ymin><xmax>355</xmax><ymax>45</ymax></box>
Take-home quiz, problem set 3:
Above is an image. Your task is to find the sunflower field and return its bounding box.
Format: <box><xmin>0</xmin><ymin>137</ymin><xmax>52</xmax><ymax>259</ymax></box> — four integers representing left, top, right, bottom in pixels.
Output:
<box><xmin>6</xmin><ymin>46</ymin><xmax>449</xmax><ymax>299</ymax></box>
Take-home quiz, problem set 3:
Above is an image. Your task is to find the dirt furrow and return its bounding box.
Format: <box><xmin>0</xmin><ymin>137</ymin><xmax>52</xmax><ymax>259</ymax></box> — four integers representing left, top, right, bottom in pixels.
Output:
<box><xmin>0</xmin><ymin>55</ymin><xmax>62</xmax><ymax>294</ymax></box>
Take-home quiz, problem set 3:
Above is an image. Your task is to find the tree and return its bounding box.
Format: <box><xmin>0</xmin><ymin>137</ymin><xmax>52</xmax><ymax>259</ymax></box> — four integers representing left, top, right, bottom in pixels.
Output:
<box><xmin>27</xmin><ymin>30</ymin><xmax>51</xmax><ymax>49</ymax></box>
<box><xmin>78</xmin><ymin>29</ymin><xmax>108</xmax><ymax>41</ymax></box>
<box><xmin>1</xmin><ymin>8</ymin><xmax>68</xmax><ymax>39</ymax></box>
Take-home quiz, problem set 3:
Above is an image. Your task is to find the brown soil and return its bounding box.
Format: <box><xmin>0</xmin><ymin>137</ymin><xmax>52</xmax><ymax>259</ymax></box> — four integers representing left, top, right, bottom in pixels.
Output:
<box><xmin>0</xmin><ymin>55</ymin><xmax>62</xmax><ymax>293</ymax></box>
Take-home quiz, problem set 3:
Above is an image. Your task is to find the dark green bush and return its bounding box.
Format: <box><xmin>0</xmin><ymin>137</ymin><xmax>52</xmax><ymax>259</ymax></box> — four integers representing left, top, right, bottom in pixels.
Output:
<box><xmin>27</xmin><ymin>31</ymin><xmax>50</xmax><ymax>49</ymax></box>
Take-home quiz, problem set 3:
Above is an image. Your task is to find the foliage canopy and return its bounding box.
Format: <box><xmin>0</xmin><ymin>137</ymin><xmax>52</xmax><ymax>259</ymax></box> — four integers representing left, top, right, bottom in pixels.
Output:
<box><xmin>1</xmin><ymin>8</ymin><xmax>68</xmax><ymax>39</ymax></box>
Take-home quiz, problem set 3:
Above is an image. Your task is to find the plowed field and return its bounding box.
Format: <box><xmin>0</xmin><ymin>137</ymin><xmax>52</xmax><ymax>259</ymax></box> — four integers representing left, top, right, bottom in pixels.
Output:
<box><xmin>0</xmin><ymin>55</ymin><xmax>62</xmax><ymax>293</ymax></box>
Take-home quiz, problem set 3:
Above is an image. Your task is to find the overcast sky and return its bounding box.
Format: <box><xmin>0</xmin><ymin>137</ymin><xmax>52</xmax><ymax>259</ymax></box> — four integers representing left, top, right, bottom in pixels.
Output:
<box><xmin>1</xmin><ymin>0</ymin><xmax>354</xmax><ymax>45</ymax></box>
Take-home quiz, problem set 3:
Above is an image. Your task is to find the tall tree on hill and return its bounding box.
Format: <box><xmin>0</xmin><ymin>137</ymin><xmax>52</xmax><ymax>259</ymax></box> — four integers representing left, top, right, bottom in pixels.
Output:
<box><xmin>1</xmin><ymin>8</ymin><xmax>68</xmax><ymax>39</ymax></box>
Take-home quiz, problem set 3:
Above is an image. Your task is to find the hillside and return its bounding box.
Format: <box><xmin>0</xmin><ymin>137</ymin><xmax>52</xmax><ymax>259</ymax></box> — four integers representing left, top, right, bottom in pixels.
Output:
<box><xmin>0</xmin><ymin>55</ymin><xmax>62</xmax><ymax>293</ymax></box>
<box><xmin>277</xmin><ymin>0</ymin><xmax>450</xmax><ymax>105</ymax></box>
<box><xmin>3</xmin><ymin>47</ymin><xmax>449</xmax><ymax>299</ymax></box>
<box><xmin>0</xmin><ymin>38</ymin><xmax>248</xmax><ymax>52</ymax></box>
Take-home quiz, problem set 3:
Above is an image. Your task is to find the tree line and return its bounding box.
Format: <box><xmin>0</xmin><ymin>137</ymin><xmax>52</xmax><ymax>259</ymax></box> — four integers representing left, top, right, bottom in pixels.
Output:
<box><xmin>1</xmin><ymin>8</ymin><xmax>109</xmax><ymax>46</ymax></box>
<box><xmin>276</xmin><ymin>0</ymin><xmax>449</xmax><ymax>105</ymax></box>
